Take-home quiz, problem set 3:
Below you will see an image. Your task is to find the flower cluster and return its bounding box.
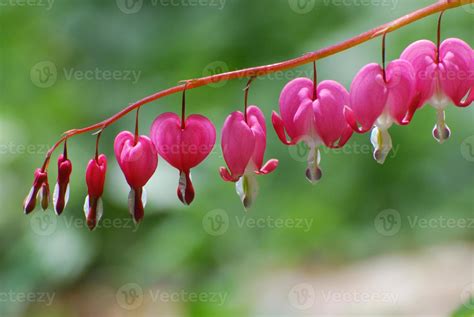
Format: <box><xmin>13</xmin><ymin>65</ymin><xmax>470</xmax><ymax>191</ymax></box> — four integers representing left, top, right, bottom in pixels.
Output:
<box><xmin>23</xmin><ymin>36</ymin><xmax>473</xmax><ymax>229</ymax></box>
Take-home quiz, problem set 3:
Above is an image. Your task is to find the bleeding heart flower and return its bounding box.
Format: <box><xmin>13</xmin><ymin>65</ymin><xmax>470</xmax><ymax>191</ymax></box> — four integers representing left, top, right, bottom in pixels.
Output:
<box><xmin>150</xmin><ymin>112</ymin><xmax>216</xmax><ymax>205</ymax></box>
<box><xmin>114</xmin><ymin>131</ymin><xmax>158</xmax><ymax>224</ymax></box>
<box><xmin>24</xmin><ymin>168</ymin><xmax>50</xmax><ymax>214</ymax></box>
<box><xmin>344</xmin><ymin>60</ymin><xmax>416</xmax><ymax>164</ymax></box>
<box><xmin>272</xmin><ymin>78</ymin><xmax>353</xmax><ymax>181</ymax></box>
<box><xmin>53</xmin><ymin>153</ymin><xmax>72</xmax><ymax>215</ymax></box>
<box><xmin>401</xmin><ymin>38</ymin><xmax>474</xmax><ymax>143</ymax></box>
<box><xmin>84</xmin><ymin>154</ymin><xmax>107</xmax><ymax>231</ymax></box>
<box><xmin>220</xmin><ymin>106</ymin><xmax>278</xmax><ymax>209</ymax></box>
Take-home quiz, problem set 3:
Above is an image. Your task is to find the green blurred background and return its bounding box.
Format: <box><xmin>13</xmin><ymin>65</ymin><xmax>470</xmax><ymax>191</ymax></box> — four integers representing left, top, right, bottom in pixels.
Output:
<box><xmin>0</xmin><ymin>0</ymin><xmax>473</xmax><ymax>316</ymax></box>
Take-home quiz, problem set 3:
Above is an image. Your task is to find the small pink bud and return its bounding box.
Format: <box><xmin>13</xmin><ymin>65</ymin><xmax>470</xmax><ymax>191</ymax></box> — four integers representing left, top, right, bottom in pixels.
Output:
<box><xmin>23</xmin><ymin>168</ymin><xmax>49</xmax><ymax>214</ymax></box>
<box><xmin>114</xmin><ymin>131</ymin><xmax>158</xmax><ymax>224</ymax></box>
<box><xmin>53</xmin><ymin>154</ymin><xmax>72</xmax><ymax>215</ymax></box>
<box><xmin>84</xmin><ymin>154</ymin><xmax>107</xmax><ymax>231</ymax></box>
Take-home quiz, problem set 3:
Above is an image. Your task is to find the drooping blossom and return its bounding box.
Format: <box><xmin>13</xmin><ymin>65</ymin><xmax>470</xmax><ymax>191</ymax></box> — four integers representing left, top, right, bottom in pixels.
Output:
<box><xmin>344</xmin><ymin>60</ymin><xmax>416</xmax><ymax>163</ymax></box>
<box><xmin>53</xmin><ymin>153</ymin><xmax>72</xmax><ymax>215</ymax></box>
<box><xmin>272</xmin><ymin>78</ymin><xmax>353</xmax><ymax>180</ymax></box>
<box><xmin>24</xmin><ymin>168</ymin><xmax>50</xmax><ymax>213</ymax></box>
<box><xmin>84</xmin><ymin>154</ymin><xmax>107</xmax><ymax>231</ymax></box>
<box><xmin>150</xmin><ymin>113</ymin><xmax>216</xmax><ymax>205</ymax></box>
<box><xmin>114</xmin><ymin>131</ymin><xmax>158</xmax><ymax>223</ymax></box>
<box><xmin>401</xmin><ymin>38</ymin><xmax>474</xmax><ymax>143</ymax></box>
<box><xmin>220</xmin><ymin>106</ymin><xmax>278</xmax><ymax>209</ymax></box>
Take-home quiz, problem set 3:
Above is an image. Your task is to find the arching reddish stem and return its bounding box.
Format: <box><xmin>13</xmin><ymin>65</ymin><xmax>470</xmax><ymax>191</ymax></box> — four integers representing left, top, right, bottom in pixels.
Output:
<box><xmin>181</xmin><ymin>82</ymin><xmax>188</xmax><ymax>129</ymax></box>
<box><xmin>382</xmin><ymin>32</ymin><xmax>388</xmax><ymax>82</ymax></box>
<box><xmin>39</xmin><ymin>0</ymin><xmax>473</xmax><ymax>169</ymax></box>
<box><xmin>244</xmin><ymin>77</ymin><xmax>255</xmax><ymax>122</ymax></box>
<box><xmin>436</xmin><ymin>10</ymin><xmax>446</xmax><ymax>64</ymax></box>
<box><xmin>312</xmin><ymin>61</ymin><xmax>318</xmax><ymax>100</ymax></box>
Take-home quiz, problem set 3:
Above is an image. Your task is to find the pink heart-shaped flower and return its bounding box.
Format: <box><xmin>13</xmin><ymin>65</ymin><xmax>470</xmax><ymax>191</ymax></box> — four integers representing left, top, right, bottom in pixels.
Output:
<box><xmin>114</xmin><ymin>131</ymin><xmax>158</xmax><ymax>223</ymax></box>
<box><xmin>150</xmin><ymin>112</ymin><xmax>216</xmax><ymax>205</ymax></box>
